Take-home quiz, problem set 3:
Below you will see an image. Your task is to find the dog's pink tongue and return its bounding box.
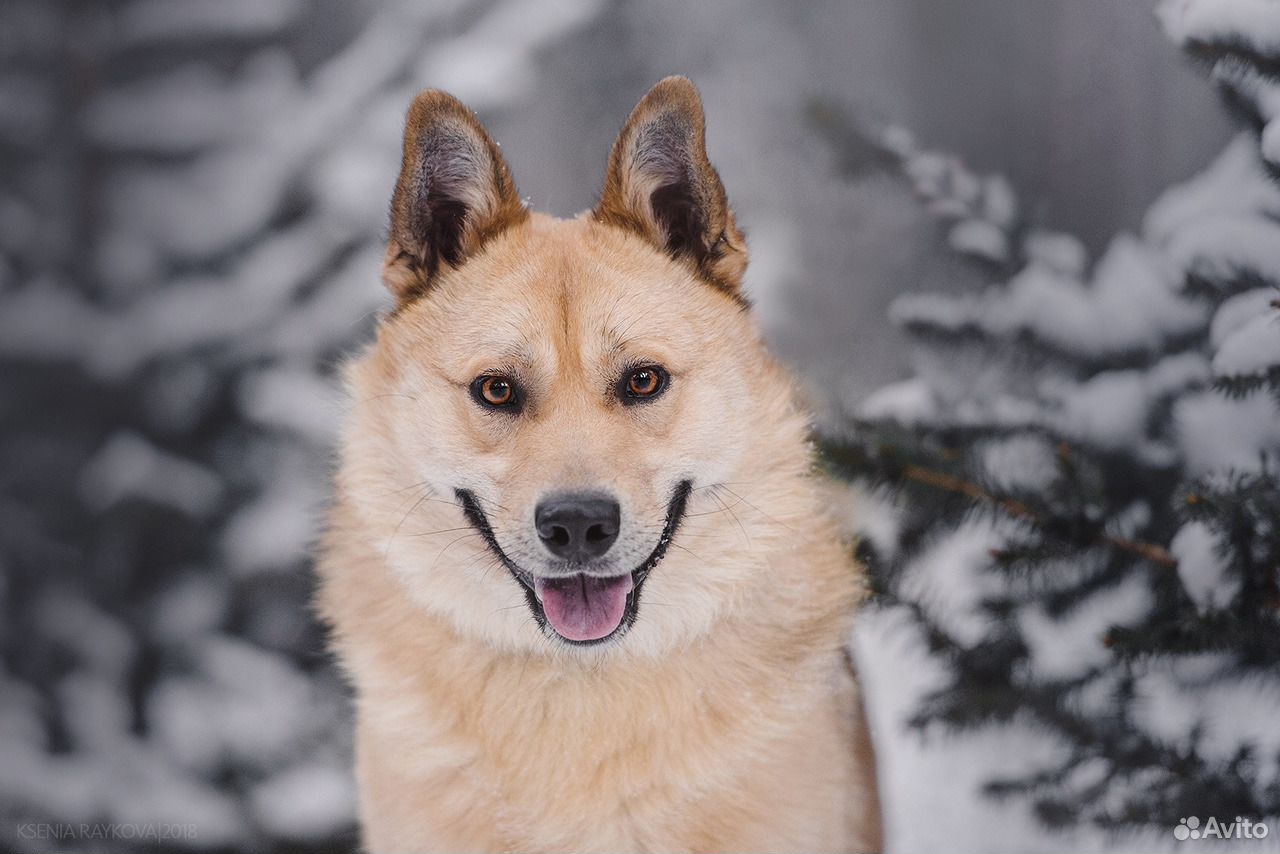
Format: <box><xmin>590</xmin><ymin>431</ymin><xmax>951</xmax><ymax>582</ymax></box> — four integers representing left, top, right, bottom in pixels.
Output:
<box><xmin>534</xmin><ymin>574</ymin><xmax>632</xmax><ymax>642</ymax></box>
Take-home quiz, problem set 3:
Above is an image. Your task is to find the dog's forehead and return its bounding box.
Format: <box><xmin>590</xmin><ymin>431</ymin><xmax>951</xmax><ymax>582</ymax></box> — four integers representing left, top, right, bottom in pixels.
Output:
<box><xmin>422</xmin><ymin>215</ymin><xmax>725</xmax><ymax>364</ymax></box>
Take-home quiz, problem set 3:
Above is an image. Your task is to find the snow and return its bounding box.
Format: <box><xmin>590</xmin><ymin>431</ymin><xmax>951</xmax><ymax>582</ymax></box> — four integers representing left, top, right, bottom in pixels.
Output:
<box><xmin>238</xmin><ymin>365</ymin><xmax>341</xmax><ymax>444</ymax></box>
<box><xmin>1105</xmin><ymin>500</ymin><xmax>1154</xmax><ymax>541</ymax></box>
<box><xmin>1157</xmin><ymin>0</ymin><xmax>1280</xmax><ymax>54</ymax></box>
<box><xmin>982</xmin><ymin>175</ymin><xmax>1018</xmax><ymax>229</ymax></box>
<box><xmin>1212</xmin><ymin>50</ymin><xmax>1280</xmax><ymax>169</ymax></box>
<box><xmin>219</xmin><ymin>462</ymin><xmax>320</xmax><ymax>575</ymax></box>
<box><xmin>0</xmin><ymin>0</ymin><xmax>590</xmax><ymax>384</ymax></box>
<box><xmin>143</xmin><ymin>362</ymin><xmax>221</xmax><ymax>434</ymax></box>
<box><xmin>116</xmin><ymin>0</ymin><xmax>305</xmax><ymax>46</ymax></box>
<box><xmin>101</xmin><ymin>3</ymin><xmax>457</xmax><ymax>267</ymax></box>
<box><xmin>97</xmin><ymin>221</ymin><xmax>344</xmax><ymax>365</ymax></box>
<box><xmin>4</xmin><ymin>218</ymin><xmax>353</xmax><ymax>378</ymax></box>
<box><xmin>859</xmin><ymin>377</ymin><xmax>938</xmax><ymax>424</ymax></box>
<box><xmin>854</xmin><ymin>17</ymin><xmax>1280</xmax><ymax>847</ymax></box>
<box><xmin>828</xmin><ymin>480</ymin><xmax>904</xmax><ymax>563</ymax></box>
<box><xmin>906</xmin><ymin>152</ymin><xmax>982</xmax><ymax>209</ymax></box>
<box><xmin>1145</xmin><ymin>134</ymin><xmax>1280</xmax><ymax>243</ymax></box>
<box><xmin>83</xmin><ymin>53</ymin><xmax>301</xmax><ymax>154</ymax></box>
<box><xmin>0</xmin><ymin>671</ymin><xmax>247</xmax><ymax>849</ymax></box>
<box><xmin>0</xmin><ymin>281</ymin><xmax>110</xmax><ymax>362</ymax></box>
<box><xmin>103</xmin><ymin>741</ymin><xmax>246</xmax><ymax>849</ymax></box>
<box><xmin>57</xmin><ymin>672</ymin><xmax>133</xmax><ymax>752</ymax></box>
<box><xmin>417</xmin><ymin>0</ymin><xmax>606</xmax><ymax>110</ymax></box>
<box><xmin>1264</xmin><ymin>118</ymin><xmax>1280</xmax><ymax>167</ymax></box>
<box><xmin>311</xmin><ymin>139</ymin><xmax>400</xmax><ymax>229</ymax></box>
<box><xmin>0</xmin><ymin>674</ymin><xmax>47</xmax><ymax>752</ymax></box>
<box><xmin>1164</xmin><ymin>215</ymin><xmax>1280</xmax><ymax>286</ymax></box>
<box><xmin>1017</xmin><ymin>573</ymin><xmax>1152</xmax><ymax>681</ymax></box>
<box><xmin>78</xmin><ymin>432</ymin><xmax>224</xmax><ymax>517</ymax></box>
<box><xmin>893</xmin><ymin>235</ymin><xmax>1207</xmax><ymax>358</ymax></box>
<box><xmin>1170</xmin><ymin>521</ymin><xmax>1237</xmax><ymax>612</ymax></box>
<box><xmin>33</xmin><ymin>590</ymin><xmax>136</xmax><ymax>680</ymax></box>
<box><xmin>1023</xmin><ymin>230</ymin><xmax>1088</xmax><ymax>278</ymax></box>
<box><xmin>977</xmin><ymin>434</ymin><xmax>1061</xmax><ymax>494</ymax></box>
<box><xmin>892</xmin><ymin>139</ymin><xmax>1024</xmax><ymax>268</ymax></box>
<box><xmin>948</xmin><ymin>217</ymin><xmax>1009</xmax><ymax>263</ymax></box>
<box><xmin>1049</xmin><ymin>370</ymin><xmax>1156</xmax><ymax>450</ymax></box>
<box><xmin>250</xmin><ymin>243</ymin><xmax>388</xmax><ymax>360</ymax></box>
<box><xmin>0</xmin><ymin>745</ymin><xmax>101</xmax><ymax>830</ymax></box>
<box><xmin>1212</xmin><ymin>308</ymin><xmax>1280</xmax><ymax>379</ymax></box>
<box><xmin>150</xmin><ymin>573</ymin><xmax>230</xmax><ymax>644</ymax></box>
<box><xmin>1134</xmin><ymin>659</ymin><xmax>1280</xmax><ymax>764</ymax></box>
<box><xmin>1174</xmin><ymin>390</ymin><xmax>1280</xmax><ymax>475</ymax></box>
<box><xmin>853</xmin><ymin>606</ymin><xmax>1147</xmax><ymax>854</ymax></box>
<box><xmin>896</xmin><ymin>520</ymin><xmax>1010</xmax><ymax>647</ymax></box>
<box><xmin>249</xmin><ymin>763</ymin><xmax>357</xmax><ymax>841</ymax></box>
<box><xmin>147</xmin><ymin>635</ymin><xmax>316</xmax><ymax>774</ymax></box>
<box><xmin>1210</xmin><ymin>287</ymin><xmax>1278</xmax><ymax>347</ymax></box>
<box><xmin>1043</xmin><ymin>352</ymin><xmax>1210</xmax><ymax>451</ymax></box>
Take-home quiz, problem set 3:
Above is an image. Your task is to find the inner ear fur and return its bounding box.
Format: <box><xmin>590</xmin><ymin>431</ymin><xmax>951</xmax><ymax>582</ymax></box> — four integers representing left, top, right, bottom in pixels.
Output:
<box><xmin>384</xmin><ymin>89</ymin><xmax>527</xmax><ymax>304</ymax></box>
<box><xmin>594</xmin><ymin>76</ymin><xmax>748</xmax><ymax>295</ymax></box>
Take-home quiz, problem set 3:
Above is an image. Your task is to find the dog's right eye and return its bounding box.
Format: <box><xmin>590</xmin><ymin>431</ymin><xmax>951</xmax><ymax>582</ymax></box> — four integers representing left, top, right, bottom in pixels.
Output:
<box><xmin>471</xmin><ymin>375</ymin><xmax>521</xmax><ymax>411</ymax></box>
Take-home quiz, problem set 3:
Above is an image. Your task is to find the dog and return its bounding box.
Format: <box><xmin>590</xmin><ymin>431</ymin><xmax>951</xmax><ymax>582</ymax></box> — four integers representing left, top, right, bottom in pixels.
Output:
<box><xmin>317</xmin><ymin>76</ymin><xmax>882</xmax><ymax>853</ymax></box>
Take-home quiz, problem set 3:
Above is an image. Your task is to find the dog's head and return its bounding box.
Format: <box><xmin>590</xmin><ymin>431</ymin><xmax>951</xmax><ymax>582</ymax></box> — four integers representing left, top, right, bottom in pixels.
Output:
<box><xmin>342</xmin><ymin>78</ymin><xmax>814</xmax><ymax>656</ymax></box>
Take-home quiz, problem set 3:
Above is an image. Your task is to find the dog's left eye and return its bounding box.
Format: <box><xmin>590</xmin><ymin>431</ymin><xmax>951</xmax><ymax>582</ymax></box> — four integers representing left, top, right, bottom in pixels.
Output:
<box><xmin>619</xmin><ymin>365</ymin><xmax>668</xmax><ymax>404</ymax></box>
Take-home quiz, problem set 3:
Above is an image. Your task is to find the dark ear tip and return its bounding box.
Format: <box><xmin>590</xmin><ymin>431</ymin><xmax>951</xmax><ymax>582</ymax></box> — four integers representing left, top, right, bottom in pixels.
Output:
<box><xmin>635</xmin><ymin>76</ymin><xmax>705</xmax><ymax>123</ymax></box>
<box><xmin>399</xmin><ymin>87</ymin><xmax>509</xmax><ymax>179</ymax></box>
<box><xmin>408</xmin><ymin>88</ymin><xmax>468</xmax><ymax>117</ymax></box>
<box><xmin>404</xmin><ymin>89</ymin><xmax>484</xmax><ymax>141</ymax></box>
<box><xmin>651</xmin><ymin>75</ymin><xmax>699</xmax><ymax>97</ymax></box>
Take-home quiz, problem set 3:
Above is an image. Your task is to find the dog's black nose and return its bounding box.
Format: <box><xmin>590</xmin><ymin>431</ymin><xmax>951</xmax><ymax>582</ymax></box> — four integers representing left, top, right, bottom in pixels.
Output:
<box><xmin>535</xmin><ymin>494</ymin><xmax>621</xmax><ymax>562</ymax></box>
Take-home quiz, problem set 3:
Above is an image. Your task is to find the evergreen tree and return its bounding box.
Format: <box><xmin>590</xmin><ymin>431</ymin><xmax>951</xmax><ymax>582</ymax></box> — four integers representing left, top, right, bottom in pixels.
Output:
<box><xmin>0</xmin><ymin>2</ymin><xmax>602</xmax><ymax>850</ymax></box>
<box><xmin>820</xmin><ymin>0</ymin><xmax>1280</xmax><ymax>836</ymax></box>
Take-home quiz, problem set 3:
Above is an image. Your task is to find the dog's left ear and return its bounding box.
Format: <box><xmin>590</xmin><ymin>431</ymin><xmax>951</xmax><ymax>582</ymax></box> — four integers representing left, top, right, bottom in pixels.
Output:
<box><xmin>595</xmin><ymin>77</ymin><xmax>747</xmax><ymax>295</ymax></box>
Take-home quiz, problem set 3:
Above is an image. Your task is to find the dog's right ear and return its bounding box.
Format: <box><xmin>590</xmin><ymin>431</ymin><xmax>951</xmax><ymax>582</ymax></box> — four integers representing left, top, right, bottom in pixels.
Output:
<box><xmin>383</xmin><ymin>90</ymin><xmax>527</xmax><ymax>304</ymax></box>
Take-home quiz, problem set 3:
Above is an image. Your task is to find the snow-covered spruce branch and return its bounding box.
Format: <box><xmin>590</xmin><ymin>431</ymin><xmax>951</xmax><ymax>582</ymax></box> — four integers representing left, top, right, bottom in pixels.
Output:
<box><xmin>816</xmin><ymin>1</ymin><xmax>1280</xmax><ymax>835</ymax></box>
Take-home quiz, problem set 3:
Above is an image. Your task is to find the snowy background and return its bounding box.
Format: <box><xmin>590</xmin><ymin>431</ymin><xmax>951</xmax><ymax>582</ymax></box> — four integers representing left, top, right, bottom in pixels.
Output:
<box><xmin>0</xmin><ymin>1</ymin><xmax>1273</xmax><ymax>852</ymax></box>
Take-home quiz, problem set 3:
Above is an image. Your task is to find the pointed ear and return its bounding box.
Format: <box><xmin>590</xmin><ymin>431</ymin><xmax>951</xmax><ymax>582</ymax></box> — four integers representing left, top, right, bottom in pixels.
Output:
<box><xmin>594</xmin><ymin>77</ymin><xmax>747</xmax><ymax>295</ymax></box>
<box><xmin>384</xmin><ymin>90</ymin><xmax>527</xmax><ymax>304</ymax></box>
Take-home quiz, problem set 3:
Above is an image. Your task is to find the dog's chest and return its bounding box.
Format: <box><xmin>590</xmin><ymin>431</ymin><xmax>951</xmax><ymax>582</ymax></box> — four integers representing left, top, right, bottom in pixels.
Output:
<box><xmin>361</xmin><ymin>651</ymin><xmax>847</xmax><ymax>851</ymax></box>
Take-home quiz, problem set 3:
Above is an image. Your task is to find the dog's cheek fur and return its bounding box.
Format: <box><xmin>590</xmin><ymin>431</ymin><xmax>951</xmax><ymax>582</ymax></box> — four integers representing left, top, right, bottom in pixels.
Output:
<box><xmin>331</xmin><ymin>347</ymin><xmax>534</xmax><ymax>655</ymax></box>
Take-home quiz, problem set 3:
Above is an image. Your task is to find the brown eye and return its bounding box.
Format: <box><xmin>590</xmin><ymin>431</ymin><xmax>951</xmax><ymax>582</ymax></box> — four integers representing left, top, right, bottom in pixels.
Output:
<box><xmin>628</xmin><ymin>369</ymin><xmax>659</xmax><ymax>396</ymax></box>
<box><xmin>482</xmin><ymin>377</ymin><xmax>512</xmax><ymax>405</ymax></box>
<box><xmin>620</xmin><ymin>365</ymin><xmax>668</xmax><ymax>404</ymax></box>
<box><xmin>471</xmin><ymin>375</ymin><xmax>521</xmax><ymax>411</ymax></box>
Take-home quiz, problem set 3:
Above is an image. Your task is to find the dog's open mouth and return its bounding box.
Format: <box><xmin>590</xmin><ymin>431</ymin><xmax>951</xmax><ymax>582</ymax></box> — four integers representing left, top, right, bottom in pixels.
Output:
<box><xmin>455</xmin><ymin>481</ymin><xmax>692</xmax><ymax>645</ymax></box>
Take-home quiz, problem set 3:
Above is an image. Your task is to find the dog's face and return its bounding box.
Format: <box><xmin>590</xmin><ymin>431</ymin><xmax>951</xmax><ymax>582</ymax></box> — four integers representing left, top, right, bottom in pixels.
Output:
<box><xmin>345</xmin><ymin>79</ymin><xmax>803</xmax><ymax>655</ymax></box>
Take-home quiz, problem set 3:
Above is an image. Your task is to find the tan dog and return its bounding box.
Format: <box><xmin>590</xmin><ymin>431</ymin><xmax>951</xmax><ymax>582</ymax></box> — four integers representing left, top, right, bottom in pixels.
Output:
<box><xmin>317</xmin><ymin>77</ymin><xmax>882</xmax><ymax>853</ymax></box>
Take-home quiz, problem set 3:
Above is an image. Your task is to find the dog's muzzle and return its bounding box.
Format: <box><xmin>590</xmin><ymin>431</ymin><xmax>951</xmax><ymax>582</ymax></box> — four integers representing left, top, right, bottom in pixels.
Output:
<box><xmin>455</xmin><ymin>481</ymin><xmax>692</xmax><ymax>645</ymax></box>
